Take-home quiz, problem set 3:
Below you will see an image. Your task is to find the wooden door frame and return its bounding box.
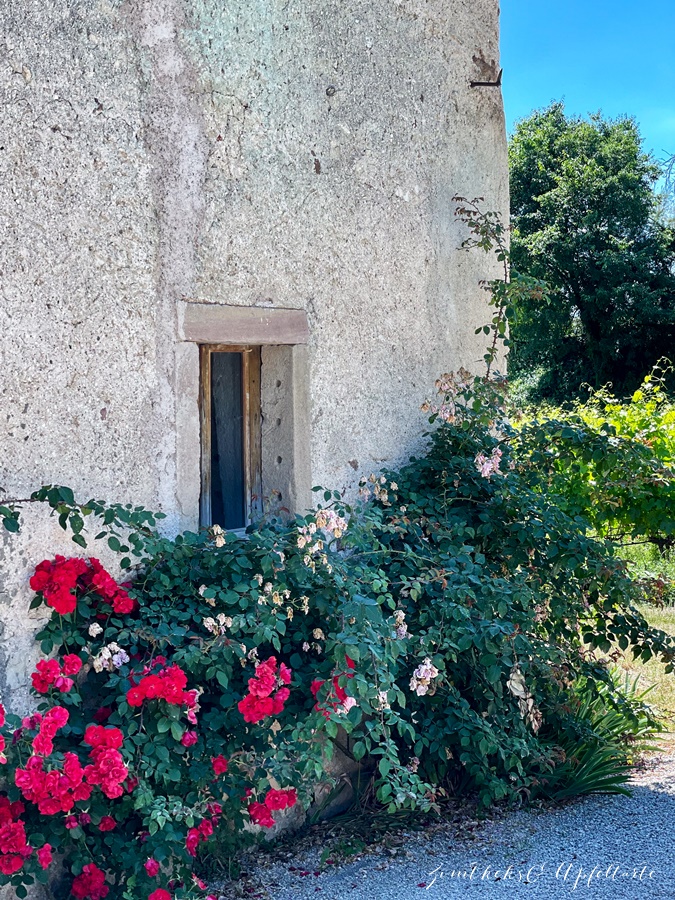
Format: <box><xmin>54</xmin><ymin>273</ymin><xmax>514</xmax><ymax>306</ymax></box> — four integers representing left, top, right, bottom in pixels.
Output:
<box><xmin>199</xmin><ymin>345</ymin><xmax>262</xmax><ymax>528</ymax></box>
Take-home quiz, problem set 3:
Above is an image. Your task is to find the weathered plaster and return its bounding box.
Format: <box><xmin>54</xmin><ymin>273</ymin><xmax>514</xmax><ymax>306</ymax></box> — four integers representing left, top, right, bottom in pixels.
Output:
<box><xmin>0</xmin><ymin>0</ymin><xmax>507</xmax><ymax>712</ymax></box>
<box><xmin>180</xmin><ymin>0</ymin><xmax>508</xmax><ymax>491</ymax></box>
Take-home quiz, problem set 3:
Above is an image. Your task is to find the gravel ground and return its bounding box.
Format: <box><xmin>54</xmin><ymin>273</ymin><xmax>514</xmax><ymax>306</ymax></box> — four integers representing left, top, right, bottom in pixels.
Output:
<box><xmin>242</xmin><ymin>751</ymin><xmax>675</xmax><ymax>900</ymax></box>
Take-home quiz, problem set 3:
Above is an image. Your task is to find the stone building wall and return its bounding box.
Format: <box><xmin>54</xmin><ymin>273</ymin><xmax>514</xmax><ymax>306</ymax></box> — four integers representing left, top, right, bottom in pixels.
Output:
<box><xmin>0</xmin><ymin>0</ymin><xmax>507</xmax><ymax>708</ymax></box>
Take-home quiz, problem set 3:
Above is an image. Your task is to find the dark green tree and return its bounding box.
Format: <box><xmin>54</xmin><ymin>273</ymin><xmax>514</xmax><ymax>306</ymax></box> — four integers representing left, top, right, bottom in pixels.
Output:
<box><xmin>509</xmin><ymin>102</ymin><xmax>675</xmax><ymax>401</ymax></box>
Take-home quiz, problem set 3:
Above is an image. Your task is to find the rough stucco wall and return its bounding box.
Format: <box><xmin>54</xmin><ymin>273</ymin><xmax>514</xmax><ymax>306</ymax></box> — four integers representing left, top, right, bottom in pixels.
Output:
<box><xmin>0</xmin><ymin>0</ymin><xmax>507</xmax><ymax>719</ymax></box>
<box><xmin>0</xmin><ymin>0</ymin><xmax>162</xmax><ymax>508</ymax></box>
<box><xmin>183</xmin><ymin>0</ymin><xmax>508</xmax><ymax>490</ymax></box>
<box><xmin>0</xmin><ymin>0</ymin><xmax>164</xmax><ymax>726</ymax></box>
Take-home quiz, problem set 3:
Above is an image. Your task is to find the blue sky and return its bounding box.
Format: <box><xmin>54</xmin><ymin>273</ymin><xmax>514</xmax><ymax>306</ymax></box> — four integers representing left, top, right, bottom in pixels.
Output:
<box><xmin>501</xmin><ymin>1</ymin><xmax>675</xmax><ymax>165</ymax></box>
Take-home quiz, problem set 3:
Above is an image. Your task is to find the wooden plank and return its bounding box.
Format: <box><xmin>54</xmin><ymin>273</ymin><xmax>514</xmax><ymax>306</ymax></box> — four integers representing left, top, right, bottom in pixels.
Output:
<box><xmin>199</xmin><ymin>346</ymin><xmax>212</xmax><ymax>527</ymax></box>
<box><xmin>211</xmin><ymin>351</ymin><xmax>245</xmax><ymax>528</ymax></box>
<box><xmin>242</xmin><ymin>349</ymin><xmax>251</xmax><ymax>524</ymax></box>
<box><xmin>247</xmin><ymin>347</ymin><xmax>263</xmax><ymax>522</ymax></box>
<box><xmin>180</xmin><ymin>302</ymin><xmax>309</xmax><ymax>345</ymax></box>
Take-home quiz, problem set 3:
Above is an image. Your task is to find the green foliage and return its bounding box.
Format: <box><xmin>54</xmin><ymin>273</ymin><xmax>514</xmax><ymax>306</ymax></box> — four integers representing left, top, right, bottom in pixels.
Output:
<box><xmin>621</xmin><ymin>543</ymin><xmax>675</xmax><ymax>607</ymax></box>
<box><xmin>0</xmin><ymin>484</ymin><xmax>164</xmax><ymax>558</ymax></box>
<box><xmin>342</xmin><ymin>375</ymin><xmax>673</xmax><ymax>808</ymax></box>
<box><xmin>1</xmin><ymin>198</ymin><xmax>673</xmax><ymax>899</ymax></box>
<box><xmin>538</xmin><ymin>671</ymin><xmax>662</xmax><ymax>800</ymax></box>
<box><xmin>571</xmin><ymin>366</ymin><xmax>675</xmax><ymax>470</ymax></box>
<box><xmin>512</xmin><ymin>367</ymin><xmax>675</xmax><ymax>544</ymax></box>
<box><xmin>509</xmin><ymin>102</ymin><xmax>675</xmax><ymax>401</ymax></box>
<box><xmin>4</xmin><ymin>365</ymin><xmax>673</xmax><ymax>896</ymax></box>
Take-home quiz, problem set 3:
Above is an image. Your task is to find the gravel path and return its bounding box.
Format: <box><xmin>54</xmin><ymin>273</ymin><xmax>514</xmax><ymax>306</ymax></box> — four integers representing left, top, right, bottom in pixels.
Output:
<box><xmin>249</xmin><ymin>752</ymin><xmax>675</xmax><ymax>900</ymax></box>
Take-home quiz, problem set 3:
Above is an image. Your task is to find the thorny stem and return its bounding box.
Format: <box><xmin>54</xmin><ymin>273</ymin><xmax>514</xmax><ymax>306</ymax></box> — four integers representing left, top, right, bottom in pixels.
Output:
<box><xmin>452</xmin><ymin>195</ymin><xmax>510</xmax><ymax>378</ymax></box>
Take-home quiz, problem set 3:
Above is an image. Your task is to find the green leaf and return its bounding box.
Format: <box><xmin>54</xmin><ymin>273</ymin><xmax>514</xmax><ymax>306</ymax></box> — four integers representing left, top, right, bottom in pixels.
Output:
<box><xmin>378</xmin><ymin>758</ymin><xmax>391</xmax><ymax>777</ymax></box>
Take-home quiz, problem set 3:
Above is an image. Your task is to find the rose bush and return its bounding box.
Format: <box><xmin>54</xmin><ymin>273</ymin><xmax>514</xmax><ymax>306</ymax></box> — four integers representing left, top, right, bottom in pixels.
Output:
<box><xmin>0</xmin><ymin>545</ymin><xmax>324</xmax><ymax>899</ymax></box>
<box><xmin>1</xmin><ymin>202</ymin><xmax>673</xmax><ymax>898</ymax></box>
<box><xmin>1</xmin><ymin>369</ymin><xmax>674</xmax><ymax>899</ymax></box>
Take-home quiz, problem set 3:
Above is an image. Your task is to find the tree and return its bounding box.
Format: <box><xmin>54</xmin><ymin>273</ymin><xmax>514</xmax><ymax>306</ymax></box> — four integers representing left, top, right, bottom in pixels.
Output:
<box><xmin>508</xmin><ymin>103</ymin><xmax>675</xmax><ymax>401</ymax></box>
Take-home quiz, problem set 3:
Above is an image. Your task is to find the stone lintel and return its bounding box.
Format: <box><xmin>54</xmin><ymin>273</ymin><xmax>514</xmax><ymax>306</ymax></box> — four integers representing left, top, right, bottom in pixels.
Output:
<box><xmin>179</xmin><ymin>301</ymin><xmax>310</xmax><ymax>346</ymax></box>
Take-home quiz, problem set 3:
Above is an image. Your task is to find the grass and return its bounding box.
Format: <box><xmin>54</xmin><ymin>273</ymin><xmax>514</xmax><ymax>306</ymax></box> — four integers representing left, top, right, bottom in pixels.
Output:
<box><xmin>615</xmin><ymin>603</ymin><xmax>675</xmax><ymax>729</ymax></box>
<box><xmin>614</xmin><ymin>542</ymin><xmax>675</xmax><ymax>733</ymax></box>
<box><xmin>618</xmin><ymin>542</ymin><xmax>675</xmax><ymax>605</ymax></box>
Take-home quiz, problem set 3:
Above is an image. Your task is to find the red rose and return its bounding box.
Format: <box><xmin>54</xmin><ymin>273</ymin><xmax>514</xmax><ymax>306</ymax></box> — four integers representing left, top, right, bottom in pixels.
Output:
<box><xmin>62</xmin><ymin>654</ymin><xmax>83</xmax><ymax>675</ymax></box>
<box><xmin>144</xmin><ymin>859</ymin><xmax>160</xmax><ymax>877</ymax></box>
<box><xmin>31</xmin><ymin>659</ymin><xmax>60</xmax><ymax>694</ymax></box>
<box><xmin>84</xmin><ymin>725</ymin><xmax>105</xmax><ymax>747</ymax></box>
<box><xmin>30</xmin><ymin>556</ymin><xmax>89</xmax><ymax>617</ymax></box>
<box><xmin>185</xmin><ymin>827</ymin><xmax>200</xmax><ymax>857</ymax></box>
<box><xmin>50</xmin><ymin>592</ymin><xmax>77</xmax><ymax>615</ymax></box>
<box><xmin>211</xmin><ymin>755</ymin><xmax>228</xmax><ymax>776</ymax></box>
<box><xmin>237</xmin><ymin>693</ymin><xmax>275</xmax><ymax>723</ymax></box>
<box><xmin>29</xmin><ymin>562</ymin><xmax>53</xmax><ymax>593</ymax></box>
<box><xmin>84</xmin><ymin>725</ymin><xmax>123</xmax><ymax>750</ymax></box>
<box><xmin>46</xmin><ymin>706</ymin><xmax>69</xmax><ymax>728</ymax></box>
<box><xmin>111</xmin><ymin>590</ymin><xmax>137</xmax><ymax>615</ymax></box>
<box><xmin>180</xmin><ymin>730</ymin><xmax>198</xmax><ymax>747</ymax></box>
<box><xmin>140</xmin><ymin>675</ymin><xmax>162</xmax><ymax>699</ymax></box>
<box><xmin>264</xmin><ymin>787</ymin><xmax>297</xmax><ymax>811</ymax></box>
<box><xmin>148</xmin><ymin>890</ymin><xmax>171</xmax><ymax>900</ymax></box>
<box><xmin>83</xmin><ymin>744</ymin><xmax>128</xmax><ymax>799</ymax></box>
<box><xmin>32</xmin><ymin>732</ymin><xmax>54</xmax><ymax>757</ymax></box>
<box><xmin>0</xmin><ymin>855</ymin><xmax>25</xmax><ymax>875</ymax></box>
<box><xmin>279</xmin><ymin>662</ymin><xmax>292</xmax><ymax>685</ymax></box>
<box><xmin>89</xmin><ymin>561</ymin><xmax>119</xmax><ymax>599</ymax></box>
<box><xmin>247</xmin><ymin>801</ymin><xmax>275</xmax><ymax>828</ymax></box>
<box><xmin>198</xmin><ymin>818</ymin><xmax>213</xmax><ymax>839</ymax></box>
<box><xmin>98</xmin><ymin>817</ymin><xmax>116</xmax><ymax>832</ymax></box>
<box><xmin>125</xmin><ymin>776</ymin><xmax>139</xmax><ymax>794</ymax></box>
<box><xmin>71</xmin><ymin>862</ymin><xmax>109</xmax><ymax>899</ymax></box>
<box><xmin>332</xmin><ymin>678</ymin><xmax>347</xmax><ymax>704</ymax></box>
<box><xmin>263</xmin><ymin>789</ymin><xmax>288</xmax><ymax>811</ymax></box>
<box><xmin>0</xmin><ymin>818</ymin><xmax>32</xmax><ymax>874</ymax></box>
<box><xmin>271</xmin><ymin>687</ymin><xmax>290</xmax><ymax>715</ymax></box>
<box><xmin>126</xmin><ymin>686</ymin><xmax>145</xmax><ymax>707</ymax></box>
<box><xmin>36</xmin><ymin>843</ymin><xmax>52</xmax><ymax>870</ymax></box>
<box><xmin>247</xmin><ymin>671</ymin><xmax>276</xmax><ymax>698</ymax></box>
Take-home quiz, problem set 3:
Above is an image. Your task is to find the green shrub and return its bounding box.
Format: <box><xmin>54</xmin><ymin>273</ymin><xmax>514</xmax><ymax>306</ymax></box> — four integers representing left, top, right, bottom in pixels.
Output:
<box><xmin>511</xmin><ymin>367</ymin><xmax>675</xmax><ymax>545</ymax></box>
<box><xmin>537</xmin><ymin>671</ymin><xmax>662</xmax><ymax>800</ymax></box>
<box><xmin>1</xmin><ymin>200</ymin><xmax>672</xmax><ymax>898</ymax></box>
<box><xmin>1</xmin><ymin>373</ymin><xmax>672</xmax><ymax>897</ymax></box>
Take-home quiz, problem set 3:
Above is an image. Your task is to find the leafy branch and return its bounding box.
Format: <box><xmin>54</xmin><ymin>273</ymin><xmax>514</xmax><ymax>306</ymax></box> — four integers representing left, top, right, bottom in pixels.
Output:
<box><xmin>0</xmin><ymin>485</ymin><xmax>164</xmax><ymax>562</ymax></box>
<box><xmin>452</xmin><ymin>195</ymin><xmax>547</xmax><ymax>377</ymax></box>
